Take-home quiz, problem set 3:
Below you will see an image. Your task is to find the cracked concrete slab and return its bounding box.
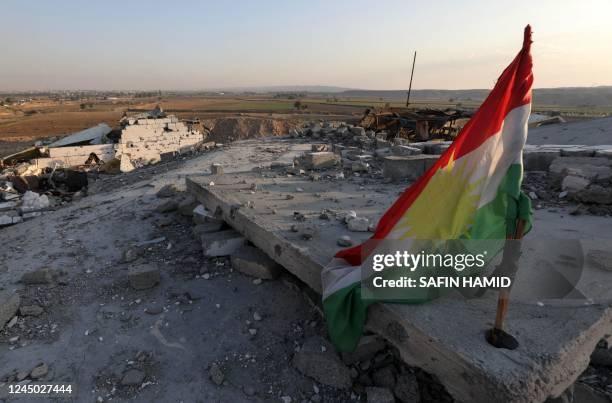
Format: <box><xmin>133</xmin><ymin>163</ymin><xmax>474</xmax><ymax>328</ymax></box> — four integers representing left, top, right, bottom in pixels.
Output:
<box><xmin>187</xmin><ymin>169</ymin><xmax>612</xmax><ymax>403</ymax></box>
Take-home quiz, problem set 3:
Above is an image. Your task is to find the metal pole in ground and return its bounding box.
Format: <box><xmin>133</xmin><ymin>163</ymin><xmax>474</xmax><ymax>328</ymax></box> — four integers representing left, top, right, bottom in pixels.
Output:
<box><xmin>486</xmin><ymin>218</ymin><xmax>526</xmax><ymax>350</ymax></box>
<box><xmin>406</xmin><ymin>51</ymin><xmax>417</xmax><ymax>107</ymax></box>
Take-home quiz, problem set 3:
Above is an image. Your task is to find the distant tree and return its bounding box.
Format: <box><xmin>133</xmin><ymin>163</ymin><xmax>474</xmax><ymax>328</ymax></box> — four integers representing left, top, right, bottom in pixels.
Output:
<box><xmin>294</xmin><ymin>100</ymin><xmax>302</xmax><ymax>110</ymax></box>
<box><xmin>80</xmin><ymin>103</ymin><xmax>86</xmax><ymax>110</ymax></box>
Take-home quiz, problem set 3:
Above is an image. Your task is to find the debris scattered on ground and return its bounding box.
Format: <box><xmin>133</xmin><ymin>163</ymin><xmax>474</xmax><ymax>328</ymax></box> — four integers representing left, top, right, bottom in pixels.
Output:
<box><xmin>1</xmin><ymin>115</ymin><xmax>611</xmax><ymax>402</ymax></box>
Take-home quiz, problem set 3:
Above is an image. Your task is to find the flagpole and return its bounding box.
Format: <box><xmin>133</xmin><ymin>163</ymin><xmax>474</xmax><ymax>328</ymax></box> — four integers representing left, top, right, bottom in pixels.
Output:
<box><xmin>486</xmin><ymin>218</ymin><xmax>526</xmax><ymax>349</ymax></box>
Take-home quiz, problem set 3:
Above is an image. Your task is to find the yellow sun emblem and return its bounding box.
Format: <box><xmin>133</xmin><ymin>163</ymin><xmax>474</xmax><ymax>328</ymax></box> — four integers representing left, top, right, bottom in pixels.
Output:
<box><xmin>393</xmin><ymin>153</ymin><xmax>484</xmax><ymax>240</ymax></box>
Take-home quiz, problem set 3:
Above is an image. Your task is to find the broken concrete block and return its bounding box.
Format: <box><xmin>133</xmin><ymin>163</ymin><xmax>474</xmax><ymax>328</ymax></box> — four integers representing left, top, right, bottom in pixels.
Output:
<box><xmin>347</xmin><ymin>216</ymin><xmax>370</xmax><ymax>232</ymax></box>
<box><xmin>352</xmin><ymin>161</ymin><xmax>370</xmax><ymax>173</ymax></box>
<box><xmin>128</xmin><ymin>264</ymin><xmax>160</xmax><ymax>290</ymax></box>
<box><xmin>523</xmin><ymin>150</ymin><xmax>560</xmax><ymax>171</ymax></box>
<box><xmin>337</xmin><ymin>236</ymin><xmax>352</xmax><ymax>247</ymax></box>
<box><xmin>0</xmin><ymin>291</ymin><xmax>20</xmax><ymax>330</ymax></box>
<box><xmin>299</xmin><ymin>152</ymin><xmax>340</xmax><ymax>170</ymax></box>
<box><xmin>383</xmin><ymin>155</ymin><xmax>438</xmax><ymax>181</ymax></box>
<box><xmin>0</xmin><ymin>201</ymin><xmax>18</xmax><ymax>211</ymax></box>
<box><xmin>19</xmin><ymin>191</ymin><xmax>50</xmax><ymax>213</ymax></box>
<box><xmin>230</xmin><ymin>244</ymin><xmax>283</xmax><ymax>279</ymax></box>
<box><xmin>201</xmin><ymin>229</ymin><xmax>245</xmax><ymax>257</ymax></box>
<box><xmin>156</xmin><ymin>184</ymin><xmax>178</xmax><ymax>198</ymax></box>
<box><xmin>549</xmin><ymin>157</ymin><xmax>612</xmax><ymax>184</ymax></box>
<box><xmin>30</xmin><ymin>363</ymin><xmax>49</xmax><ymax>380</ymax></box>
<box><xmin>177</xmin><ymin>194</ymin><xmax>198</xmax><ymax>216</ymax></box>
<box><xmin>391</xmin><ymin>145</ymin><xmax>422</xmax><ymax>156</ymax></box>
<box><xmin>366</xmin><ymin>387</ymin><xmax>395</xmax><ymax>403</ymax></box>
<box><xmin>292</xmin><ymin>336</ymin><xmax>352</xmax><ymax>389</ymax></box>
<box><xmin>576</xmin><ymin>185</ymin><xmax>612</xmax><ymax>204</ymax></box>
<box><xmin>561</xmin><ymin>175</ymin><xmax>590</xmax><ymax>193</ymax></box>
<box><xmin>0</xmin><ymin>215</ymin><xmax>13</xmax><ymax>226</ymax></box>
<box><xmin>211</xmin><ymin>163</ymin><xmax>224</xmax><ymax>175</ymax></box>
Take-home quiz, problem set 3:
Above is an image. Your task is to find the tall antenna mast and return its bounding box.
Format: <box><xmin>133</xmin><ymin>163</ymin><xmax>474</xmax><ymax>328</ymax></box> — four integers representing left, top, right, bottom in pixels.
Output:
<box><xmin>406</xmin><ymin>51</ymin><xmax>417</xmax><ymax>107</ymax></box>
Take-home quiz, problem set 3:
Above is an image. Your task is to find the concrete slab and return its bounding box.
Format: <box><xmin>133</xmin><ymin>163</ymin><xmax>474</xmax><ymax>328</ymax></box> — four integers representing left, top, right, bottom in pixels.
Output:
<box><xmin>186</xmin><ymin>171</ymin><xmax>612</xmax><ymax>403</ymax></box>
<box><xmin>383</xmin><ymin>155</ymin><xmax>438</xmax><ymax>181</ymax></box>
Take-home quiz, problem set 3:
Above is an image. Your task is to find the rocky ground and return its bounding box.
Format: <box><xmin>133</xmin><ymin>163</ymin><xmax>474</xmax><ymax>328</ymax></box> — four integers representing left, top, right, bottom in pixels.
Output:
<box><xmin>0</xmin><ymin>139</ymin><xmax>454</xmax><ymax>403</ymax></box>
<box><xmin>1</xmin><ymin>128</ymin><xmax>611</xmax><ymax>402</ymax></box>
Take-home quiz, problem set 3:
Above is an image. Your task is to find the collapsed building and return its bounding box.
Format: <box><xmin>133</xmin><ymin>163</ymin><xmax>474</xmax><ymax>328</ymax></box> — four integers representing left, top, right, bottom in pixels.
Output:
<box><xmin>0</xmin><ymin>106</ymin><xmax>205</xmax><ymax>174</ymax></box>
<box><xmin>0</xmin><ymin>107</ymin><xmax>208</xmax><ymax>227</ymax></box>
<box><xmin>115</xmin><ymin>111</ymin><xmax>204</xmax><ymax>172</ymax></box>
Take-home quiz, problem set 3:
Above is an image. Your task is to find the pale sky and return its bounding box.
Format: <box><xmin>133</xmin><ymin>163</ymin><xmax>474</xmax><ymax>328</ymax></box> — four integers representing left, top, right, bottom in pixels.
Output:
<box><xmin>1</xmin><ymin>0</ymin><xmax>611</xmax><ymax>91</ymax></box>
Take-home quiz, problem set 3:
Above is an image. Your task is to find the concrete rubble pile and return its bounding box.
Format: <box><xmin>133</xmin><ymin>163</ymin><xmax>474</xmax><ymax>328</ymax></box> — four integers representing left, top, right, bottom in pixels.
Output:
<box><xmin>288</xmin><ymin>121</ymin><xmax>612</xmax><ymax>215</ymax></box>
<box><xmin>115</xmin><ymin>110</ymin><xmax>206</xmax><ymax>173</ymax></box>
<box><xmin>286</xmin><ymin>121</ymin><xmax>455</xmax><ymax>182</ymax></box>
<box><xmin>521</xmin><ymin>145</ymin><xmax>612</xmax><ymax>215</ymax></box>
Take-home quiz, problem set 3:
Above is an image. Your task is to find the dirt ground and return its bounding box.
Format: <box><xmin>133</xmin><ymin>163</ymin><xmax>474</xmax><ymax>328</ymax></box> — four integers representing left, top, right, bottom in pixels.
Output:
<box><xmin>0</xmin><ymin>141</ymin><xmax>341</xmax><ymax>402</ymax></box>
<box><xmin>2</xmin><ymin>140</ymin><xmax>451</xmax><ymax>403</ymax></box>
<box><xmin>2</xmin><ymin>136</ymin><xmax>612</xmax><ymax>402</ymax></box>
<box><xmin>0</xmin><ymin>96</ymin><xmax>365</xmax><ymax>158</ymax></box>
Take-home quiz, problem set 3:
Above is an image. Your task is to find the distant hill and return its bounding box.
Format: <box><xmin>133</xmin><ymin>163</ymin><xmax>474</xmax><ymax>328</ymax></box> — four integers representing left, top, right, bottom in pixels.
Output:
<box><xmin>336</xmin><ymin>87</ymin><xmax>612</xmax><ymax>107</ymax></box>
<box><xmin>214</xmin><ymin>85</ymin><xmax>351</xmax><ymax>94</ymax></box>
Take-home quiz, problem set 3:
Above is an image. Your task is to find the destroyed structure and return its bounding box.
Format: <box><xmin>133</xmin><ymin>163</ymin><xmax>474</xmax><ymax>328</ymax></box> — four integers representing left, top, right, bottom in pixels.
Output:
<box><xmin>0</xmin><ymin>107</ymin><xmax>208</xmax><ymax>227</ymax></box>
<box><xmin>1</xmin><ymin>112</ymin><xmax>612</xmax><ymax>402</ymax></box>
<box><xmin>359</xmin><ymin>108</ymin><xmax>472</xmax><ymax>141</ymax></box>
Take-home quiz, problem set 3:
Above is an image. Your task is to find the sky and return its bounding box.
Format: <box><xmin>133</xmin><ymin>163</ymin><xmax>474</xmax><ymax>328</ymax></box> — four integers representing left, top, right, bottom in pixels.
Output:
<box><xmin>1</xmin><ymin>0</ymin><xmax>611</xmax><ymax>91</ymax></box>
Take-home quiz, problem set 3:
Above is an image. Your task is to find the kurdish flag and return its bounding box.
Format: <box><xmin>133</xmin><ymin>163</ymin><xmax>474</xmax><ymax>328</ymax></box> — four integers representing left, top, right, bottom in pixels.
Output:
<box><xmin>322</xmin><ymin>26</ymin><xmax>535</xmax><ymax>351</ymax></box>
